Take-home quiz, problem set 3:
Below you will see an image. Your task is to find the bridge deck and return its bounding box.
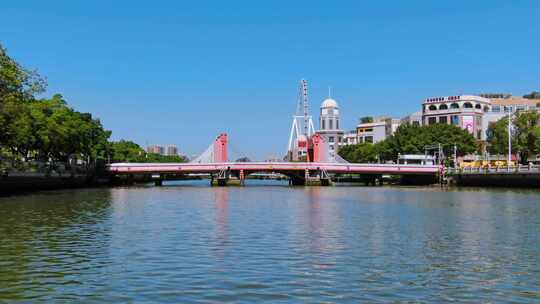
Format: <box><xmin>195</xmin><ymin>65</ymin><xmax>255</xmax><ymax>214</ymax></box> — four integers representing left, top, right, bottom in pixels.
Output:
<box><xmin>108</xmin><ymin>162</ymin><xmax>439</xmax><ymax>175</ymax></box>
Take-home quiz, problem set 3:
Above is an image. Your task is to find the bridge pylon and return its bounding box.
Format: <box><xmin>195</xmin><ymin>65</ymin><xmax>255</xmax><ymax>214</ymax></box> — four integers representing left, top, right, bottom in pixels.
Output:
<box><xmin>213</xmin><ymin>133</ymin><xmax>228</xmax><ymax>163</ymax></box>
<box><xmin>190</xmin><ymin>133</ymin><xmax>228</xmax><ymax>163</ymax></box>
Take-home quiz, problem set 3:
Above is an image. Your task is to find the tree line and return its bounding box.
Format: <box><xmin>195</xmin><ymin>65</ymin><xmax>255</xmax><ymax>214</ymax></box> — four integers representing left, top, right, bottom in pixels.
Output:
<box><xmin>486</xmin><ymin>111</ymin><xmax>540</xmax><ymax>162</ymax></box>
<box><xmin>339</xmin><ymin>123</ymin><xmax>477</xmax><ymax>164</ymax></box>
<box><xmin>0</xmin><ymin>44</ymin><xmax>186</xmax><ymax>173</ymax></box>
<box><xmin>339</xmin><ymin>112</ymin><xmax>540</xmax><ymax>165</ymax></box>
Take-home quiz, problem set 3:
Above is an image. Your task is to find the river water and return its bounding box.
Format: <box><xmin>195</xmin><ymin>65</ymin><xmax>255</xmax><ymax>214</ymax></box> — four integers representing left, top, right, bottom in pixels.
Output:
<box><xmin>1</xmin><ymin>181</ymin><xmax>539</xmax><ymax>303</ymax></box>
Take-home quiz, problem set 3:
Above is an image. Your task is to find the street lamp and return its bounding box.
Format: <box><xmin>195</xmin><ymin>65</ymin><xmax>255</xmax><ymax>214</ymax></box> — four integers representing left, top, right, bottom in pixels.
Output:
<box><xmin>507</xmin><ymin>108</ymin><xmax>512</xmax><ymax>167</ymax></box>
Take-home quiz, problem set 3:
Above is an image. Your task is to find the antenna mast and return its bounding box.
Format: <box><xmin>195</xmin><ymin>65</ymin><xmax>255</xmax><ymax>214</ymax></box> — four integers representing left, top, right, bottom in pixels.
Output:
<box><xmin>301</xmin><ymin>79</ymin><xmax>309</xmax><ymax>136</ymax></box>
<box><xmin>287</xmin><ymin>79</ymin><xmax>315</xmax><ymax>160</ymax></box>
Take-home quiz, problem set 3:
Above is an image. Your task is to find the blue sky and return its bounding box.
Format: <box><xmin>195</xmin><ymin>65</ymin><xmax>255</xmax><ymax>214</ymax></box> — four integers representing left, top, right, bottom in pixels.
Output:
<box><xmin>1</xmin><ymin>0</ymin><xmax>539</xmax><ymax>159</ymax></box>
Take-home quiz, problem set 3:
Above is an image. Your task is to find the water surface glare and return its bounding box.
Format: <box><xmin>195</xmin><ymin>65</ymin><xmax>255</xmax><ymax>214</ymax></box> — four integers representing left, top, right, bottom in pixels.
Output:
<box><xmin>1</xmin><ymin>181</ymin><xmax>540</xmax><ymax>303</ymax></box>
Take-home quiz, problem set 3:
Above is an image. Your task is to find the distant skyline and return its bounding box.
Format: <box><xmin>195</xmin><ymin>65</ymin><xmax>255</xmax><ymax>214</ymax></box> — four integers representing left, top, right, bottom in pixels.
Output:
<box><xmin>1</xmin><ymin>0</ymin><xmax>539</xmax><ymax>159</ymax></box>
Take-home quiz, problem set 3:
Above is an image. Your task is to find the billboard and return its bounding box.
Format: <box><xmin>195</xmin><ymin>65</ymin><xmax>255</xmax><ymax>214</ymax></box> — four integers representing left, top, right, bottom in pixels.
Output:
<box><xmin>462</xmin><ymin>115</ymin><xmax>474</xmax><ymax>134</ymax></box>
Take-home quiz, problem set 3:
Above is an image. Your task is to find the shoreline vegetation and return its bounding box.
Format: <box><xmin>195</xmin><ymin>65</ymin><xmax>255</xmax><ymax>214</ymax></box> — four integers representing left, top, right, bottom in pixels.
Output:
<box><xmin>0</xmin><ymin>43</ymin><xmax>187</xmax><ymax>191</ymax></box>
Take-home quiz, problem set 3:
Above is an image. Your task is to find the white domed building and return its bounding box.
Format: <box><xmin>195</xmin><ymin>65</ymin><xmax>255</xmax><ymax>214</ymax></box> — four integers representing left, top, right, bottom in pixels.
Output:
<box><xmin>319</xmin><ymin>96</ymin><xmax>344</xmax><ymax>158</ymax></box>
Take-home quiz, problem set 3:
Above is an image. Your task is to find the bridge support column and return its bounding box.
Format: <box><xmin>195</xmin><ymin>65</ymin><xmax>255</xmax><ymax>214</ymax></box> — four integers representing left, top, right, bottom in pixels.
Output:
<box><xmin>152</xmin><ymin>173</ymin><xmax>163</xmax><ymax>186</ymax></box>
<box><xmin>239</xmin><ymin>170</ymin><xmax>245</xmax><ymax>186</ymax></box>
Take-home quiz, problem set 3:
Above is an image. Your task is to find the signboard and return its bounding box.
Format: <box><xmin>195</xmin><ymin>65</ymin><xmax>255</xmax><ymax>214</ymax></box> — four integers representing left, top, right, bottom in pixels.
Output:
<box><xmin>462</xmin><ymin>115</ymin><xmax>474</xmax><ymax>134</ymax></box>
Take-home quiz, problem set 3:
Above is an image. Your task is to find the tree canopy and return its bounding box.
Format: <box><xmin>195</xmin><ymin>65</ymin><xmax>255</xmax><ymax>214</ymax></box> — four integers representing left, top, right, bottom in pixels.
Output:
<box><xmin>339</xmin><ymin>123</ymin><xmax>478</xmax><ymax>163</ymax></box>
<box><xmin>523</xmin><ymin>91</ymin><xmax>540</xmax><ymax>99</ymax></box>
<box><xmin>1</xmin><ymin>42</ymin><xmax>186</xmax><ymax>171</ymax></box>
<box><xmin>359</xmin><ymin>116</ymin><xmax>374</xmax><ymax>124</ymax></box>
<box><xmin>487</xmin><ymin>111</ymin><xmax>540</xmax><ymax>162</ymax></box>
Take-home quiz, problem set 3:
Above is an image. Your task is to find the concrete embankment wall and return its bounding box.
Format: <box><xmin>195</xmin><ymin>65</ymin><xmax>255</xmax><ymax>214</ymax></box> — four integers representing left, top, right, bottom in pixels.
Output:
<box><xmin>452</xmin><ymin>173</ymin><xmax>540</xmax><ymax>187</ymax></box>
<box><xmin>0</xmin><ymin>173</ymin><xmax>105</xmax><ymax>194</ymax></box>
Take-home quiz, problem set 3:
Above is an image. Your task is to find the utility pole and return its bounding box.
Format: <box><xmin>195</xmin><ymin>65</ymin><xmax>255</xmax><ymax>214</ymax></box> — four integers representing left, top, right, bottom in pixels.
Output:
<box><xmin>508</xmin><ymin>110</ymin><xmax>512</xmax><ymax>168</ymax></box>
<box><xmin>453</xmin><ymin>144</ymin><xmax>457</xmax><ymax>169</ymax></box>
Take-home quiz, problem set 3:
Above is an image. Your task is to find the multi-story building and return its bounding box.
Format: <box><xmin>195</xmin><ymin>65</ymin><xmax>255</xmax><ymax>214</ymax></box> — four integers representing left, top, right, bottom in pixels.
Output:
<box><xmin>422</xmin><ymin>95</ymin><xmax>491</xmax><ymax>140</ymax></box>
<box><xmin>356</xmin><ymin>120</ymin><xmax>386</xmax><ymax>143</ymax></box>
<box><xmin>342</xmin><ymin>131</ymin><xmax>358</xmax><ymax>146</ymax></box>
<box><xmin>355</xmin><ymin>117</ymin><xmax>401</xmax><ymax>144</ymax></box>
<box><xmin>385</xmin><ymin>118</ymin><xmax>401</xmax><ymax>138</ymax></box>
<box><xmin>166</xmin><ymin>145</ymin><xmax>178</xmax><ymax>156</ymax></box>
<box><xmin>319</xmin><ymin>97</ymin><xmax>344</xmax><ymax>158</ymax></box>
<box><xmin>422</xmin><ymin>94</ymin><xmax>540</xmax><ymax>141</ymax></box>
<box><xmin>146</xmin><ymin>145</ymin><xmax>164</xmax><ymax>155</ymax></box>
<box><xmin>482</xmin><ymin>96</ymin><xmax>540</xmax><ymax>137</ymax></box>
<box><xmin>401</xmin><ymin>111</ymin><xmax>422</xmax><ymax>126</ymax></box>
<box><xmin>490</xmin><ymin>96</ymin><xmax>540</xmax><ymax>113</ymax></box>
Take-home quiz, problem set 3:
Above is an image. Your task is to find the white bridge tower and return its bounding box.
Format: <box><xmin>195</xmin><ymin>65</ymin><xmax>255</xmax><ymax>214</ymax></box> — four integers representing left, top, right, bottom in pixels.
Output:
<box><xmin>287</xmin><ymin>79</ymin><xmax>315</xmax><ymax>161</ymax></box>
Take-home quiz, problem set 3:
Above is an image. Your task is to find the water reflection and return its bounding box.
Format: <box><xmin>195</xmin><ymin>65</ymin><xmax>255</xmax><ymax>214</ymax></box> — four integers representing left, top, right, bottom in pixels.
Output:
<box><xmin>0</xmin><ymin>189</ymin><xmax>112</xmax><ymax>301</ymax></box>
<box><xmin>1</xmin><ymin>185</ymin><xmax>540</xmax><ymax>302</ymax></box>
<box><xmin>213</xmin><ymin>187</ymin><xmax>229</xmax><ymax>252</ymax></box>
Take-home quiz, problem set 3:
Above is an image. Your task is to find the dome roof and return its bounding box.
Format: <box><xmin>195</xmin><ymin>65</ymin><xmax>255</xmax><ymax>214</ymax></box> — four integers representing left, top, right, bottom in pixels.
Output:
<box><xmin>321</xmin><ymin>98</ymin><xmax>338</xmax><ymax>108</ymax></box>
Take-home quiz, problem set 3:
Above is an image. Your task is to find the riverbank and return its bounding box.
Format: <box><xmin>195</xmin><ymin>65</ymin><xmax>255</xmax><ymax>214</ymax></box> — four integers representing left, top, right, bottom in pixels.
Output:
<box><xmin>0</xmin><ymin>173</ymin><xmax>109</xmax><ymax>194</ymax></box>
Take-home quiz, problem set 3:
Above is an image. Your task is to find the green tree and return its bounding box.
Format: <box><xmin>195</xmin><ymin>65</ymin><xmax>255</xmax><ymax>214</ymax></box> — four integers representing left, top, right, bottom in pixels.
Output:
<box><xmin>523</xmin><ymin>91</ymin><xmax>540</xmax><ymax>99</ymax></box>
<box><xmin>146</xmin><ymin>153</ymin><xmax>187</xmax><ymax>163</ymax></box>
<box><xmin>532</xmin><ymin>126</ymin><xmax>540</xmax><ymax>157</ymax></box>
<box><xmin>110</xmin><ymin>140</ymin><xmax>146</xmax><ymax>163</ymax></box>
<box><xmin>0</xmin><ymin>45</ymin><xmax>45</xmax><ymax>100</ymax></box>
<box><xmin>374</xmin><ymin>123</ymin><xmax>477</xmax><ymax>162</ymax></box>
<box><xmin>513</xmin><ymin>111</ymin><xmax>540</xmax><ymax>162</ymax></box>
<box><xmin>360</xmin><ymin>116</ymin><xmax>374</xmax><ymax>124</ymax></box>
<box><xmin>486</xmin><ymin>117</ymin><xmax>510</xmax><ymax>155</ymax></box>
<box><xmin>338</xmin><ymin>143</ymin><xmax>378</xmax><ymax>163</ymax></box>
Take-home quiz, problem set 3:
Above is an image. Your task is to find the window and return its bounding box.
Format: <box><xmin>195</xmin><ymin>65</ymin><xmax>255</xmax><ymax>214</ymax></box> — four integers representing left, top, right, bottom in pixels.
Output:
<box><xmin>322</xmin><ymin>120</ymin><xmax>326</xmax><ymax>130</ymax></box>
<box><xmin>336</xmin><ymin>119</ymin><xmax>339</xmax><ymax>129</ymax></box>
<box><xmin>428</xmin><ymin>105</ymin><xmax>437</xmax><ymax>111</ymax></box>
<box><xmin>329</xmin><ymin>120</ymin><xmax>333</xmax><ymax>129</ymax></box>
<box><xmin>450</xmin><ymin>103</ymin><xmax>459</xmax><ymax>109</ymax></box>
<box><xmin>451</xmin><ymin>115</ymin><xmax>459</xmax><ymax>125</ymax></box>
<box><xmin>358</xmin><ymin>128</ymin><xmax>373</xmax><ymax>133</ymax></box>
<box><xmin>358</xmin><ymin>137</ymin><xmax>364</xmax><ymax>143</ymax></box>
<box><xmin>338</xmin><ymin>136</ymin><xmax>342</xmax><ymax>143</ymax></box>
<box><xmin>463</xmin><ymin>102</ymin><xmax>473</xmax><ymax>108</ymax></box>
<box><xmin>439</xmin><ymin>104</ymin><xmax>448</xmax><ymax>110</ymax></box>
<box><xmin>428</xmin><ymin>117</ymin><xmax>437</xmax><ymax>125</ymax></box>
<box><xmin>365</xmin><ymin>136</ymin><xmax>374</xmax><ymax>143</ymax></box>
<box><xmin>329</xmin><ymin>136</ymin><xmax>334</xmax><ymax>143</ymax></box>
<box><xmin>492</xmin><ymin>106</ymin><xmax>500</xmax><ymax>113</ymax></box>
<box><xmin>475</xmin><ymin>104</ymin><xmax>482</xmax><ymax>109</ymax></box>
<box><xmin>439</xmin><ymin>116</ymin><xmax>448</xmax><ymax>124</ymax></box>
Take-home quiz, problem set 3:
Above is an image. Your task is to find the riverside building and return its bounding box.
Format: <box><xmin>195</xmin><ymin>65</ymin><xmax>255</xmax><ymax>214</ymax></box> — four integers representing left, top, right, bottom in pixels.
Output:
<box><xmin>166</xmin><ymin>145</ymin><xmax>178</xmax><ymax>156</ymax></box>
<box><xmin>355</xmin><ymin>117</ymin><xmax>401</xmax><ymax>144</ymax></box>
<box><xmin>422</xmin><ymin>95</ymin><xmax>491</xmax><ymax>140</ymax></box>
<box><xmin>147</xmin><ymin>145</ymin><xmax>165</xmax><ymax>155</ymax></box>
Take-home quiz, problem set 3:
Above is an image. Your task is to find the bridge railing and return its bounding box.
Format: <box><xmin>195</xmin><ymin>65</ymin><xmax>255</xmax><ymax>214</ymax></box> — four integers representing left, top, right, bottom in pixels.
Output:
<box><xmin>447</xmin><ymin>165</ymin><xmax>540</xmax><ymax>175</ymax></box>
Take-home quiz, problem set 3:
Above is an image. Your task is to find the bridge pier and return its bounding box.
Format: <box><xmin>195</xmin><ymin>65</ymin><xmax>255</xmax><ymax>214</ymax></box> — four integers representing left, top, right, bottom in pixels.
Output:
<box><xmin>239</xmin><ymin>170</ymin><xmax>245</xmax><ymax>186</ymax></box>
<box><xmin>152</xmin><ymin>173</ymin><xmax>163</xmax><ymax>186</ymax></box>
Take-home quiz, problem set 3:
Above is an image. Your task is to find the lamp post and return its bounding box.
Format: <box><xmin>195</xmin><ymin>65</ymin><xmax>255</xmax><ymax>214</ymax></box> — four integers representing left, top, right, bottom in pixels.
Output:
<box><xmin>507</xmin><ymin>109</ymin><xmax>512</xmax><ymax>168</ymax></box>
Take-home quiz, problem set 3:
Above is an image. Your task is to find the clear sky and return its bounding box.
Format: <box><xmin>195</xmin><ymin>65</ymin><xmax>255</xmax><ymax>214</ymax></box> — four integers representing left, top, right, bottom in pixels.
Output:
<box><xmin>1</xmin><ymin>0</ymin><xmax>539</xmax><ymax>159</ymax></box>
